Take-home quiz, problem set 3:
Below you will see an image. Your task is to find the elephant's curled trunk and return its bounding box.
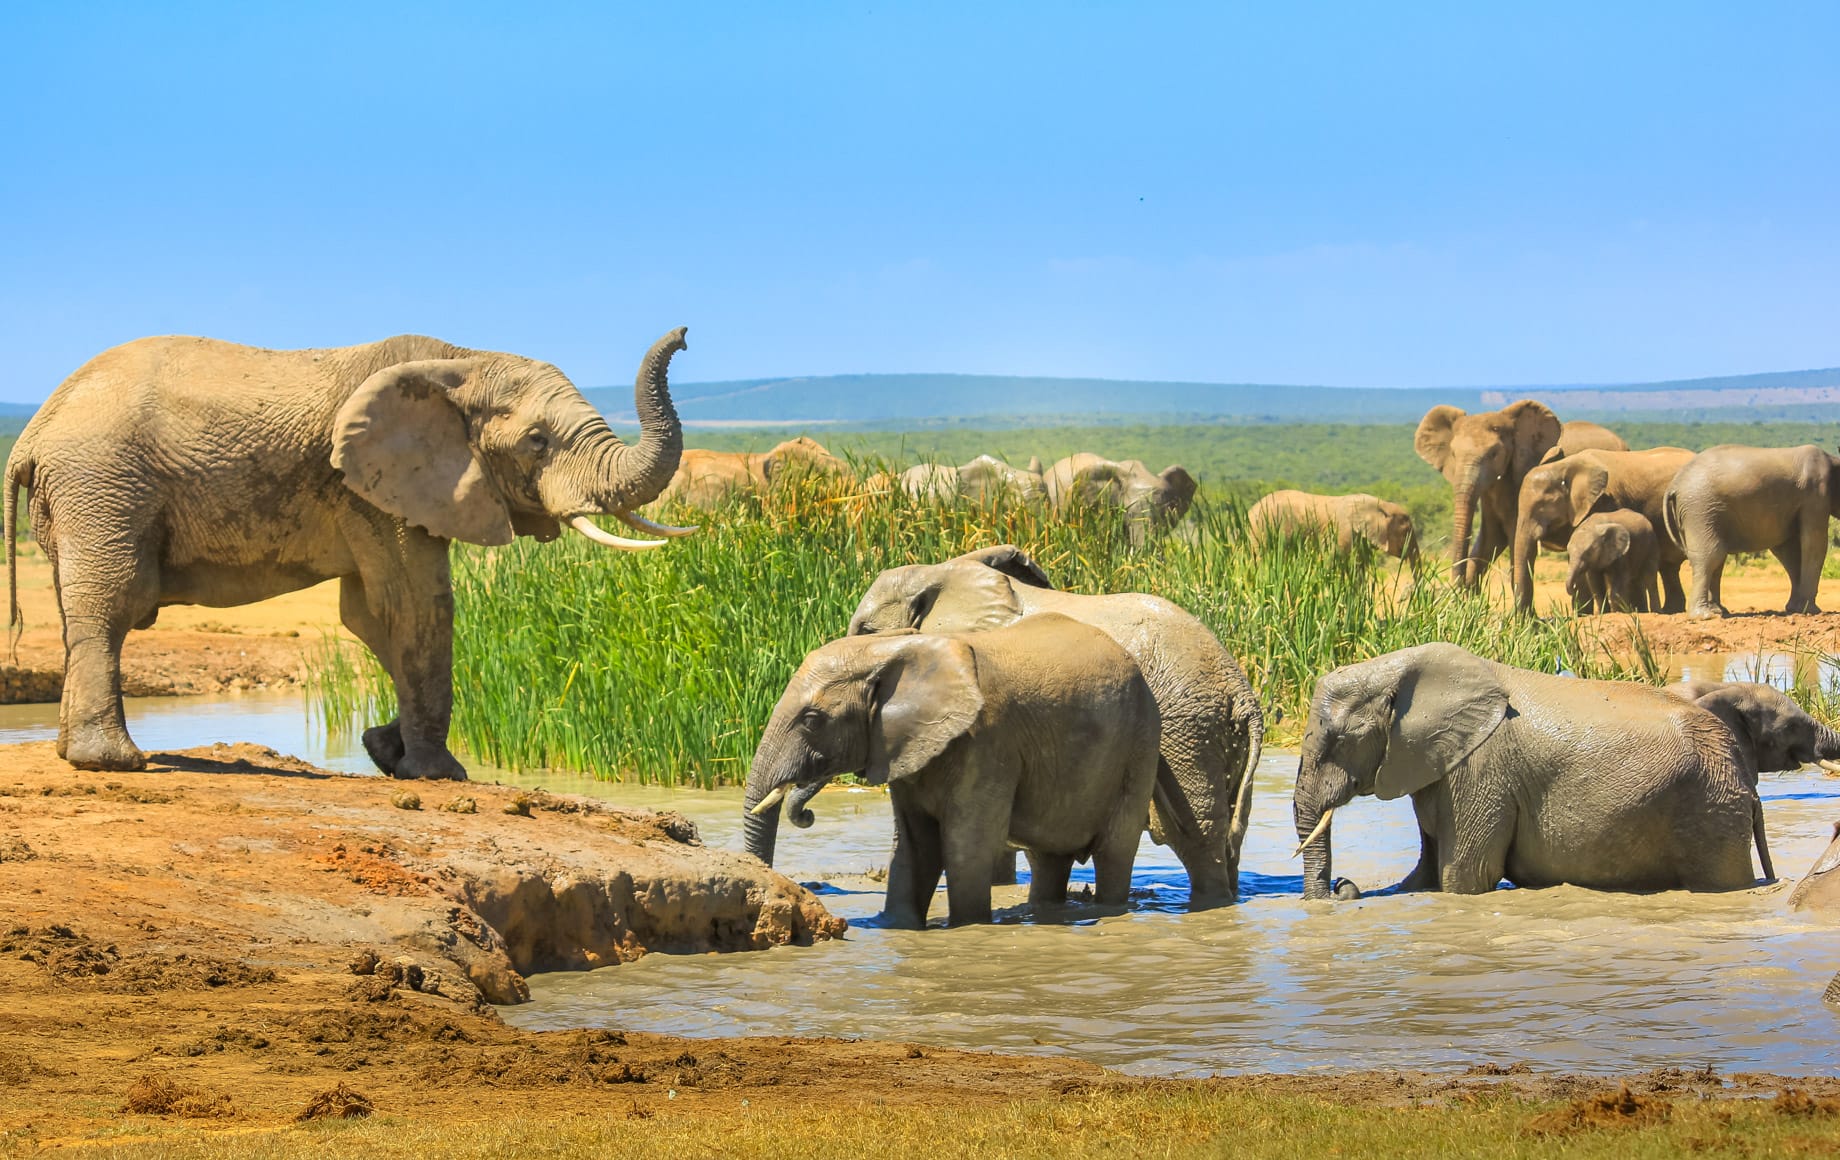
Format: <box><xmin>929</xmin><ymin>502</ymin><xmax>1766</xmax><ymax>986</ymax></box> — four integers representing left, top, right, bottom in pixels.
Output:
<box><xmin>597</xmin><ymin>327</ymin><xmax>687</xmax><ymax>514</ymax></box>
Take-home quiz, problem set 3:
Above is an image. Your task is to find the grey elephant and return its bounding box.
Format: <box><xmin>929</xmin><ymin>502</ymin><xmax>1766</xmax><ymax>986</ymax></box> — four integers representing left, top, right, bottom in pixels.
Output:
<box><xmin>1788</xmin><ymin>823</ymin><xmax>1840</xmax><ymax>917</ymax></box>
<box><xmin>1511</xmin><ymin>447</ymin><xmax>1694</xmax><ymax>614</ymax></box>
<box><xmin>5</xmin><ymin>329</ymin><xmax>693</xmax><ymax>776</ymax></box>
<box><xmin>1565</xmin><ymin>510</ymin><xmax>1661</xmax><ymax>613</ymax></box>
<box><xmin>898</xmin><ymin>455</ymin><xmax>1045</xmax><ymax>504</ymax></box>
<box><xmin>1665</xmin><ymin>679</ymin><xmax>1840</xmax><ymax>781</ymax></box>
<box><xmin>1663</xmin><ymin>444</ymin><xmax>1840</xmax><ymax>619</ymax></box>
<box><xmin>1043</xmin><ymin>453</ymin><xmax>1197</xmax><ymax>545</ymax></box>
<box><xmin>1247</xmin><ymin>490</ymin><xmax>1417</xmax><ymax>558</ymax></box>
<box><xmin>1415</xmin><ymin>401</ymin><xmax>1626</xmax><ymax>586</ymax></box>
<box><xmin>742</xmin><ymin>614</ymin><xmax>1161</xmax><ymax>928</ymax></box>
<box><xmin>785</xmin><ymin>545</ymin><xmax>1262</xmax><ymax>905</ymax></box>
<box><xmin>654</xmin><ymin>436</ymin><xmax>847</xmax><ymax>508</ymax></box>
<box><xmin>1292</xmin><ymin>642</ymin><xmax>1772</xmax><ymax>898</ymax></box>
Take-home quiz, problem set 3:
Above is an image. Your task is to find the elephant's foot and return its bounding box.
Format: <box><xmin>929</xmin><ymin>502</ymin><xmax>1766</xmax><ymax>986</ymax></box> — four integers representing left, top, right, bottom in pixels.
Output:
<box><xmin>390</xmin><ymin>749</ymin><xmax>467</xmax><ymax>782</ymax></box>
<box><xmin>63</xmin><ymin>728</ymin><xmax>147</xmax><ymax>772</ymax></box>
<box><xmin>361</xmin><ymin>722</ymin><xmax>407</xmax><ymax>774</ymax></box>
<box><xmin>1686</xmin><ymin>604</ymin><xmax>1729</xmax><ymax>621</ymax></box>
<box><xmin>1786</xmin><ymin>600</ymin><xmax>1823</xmax><ymax>615</ymax></box>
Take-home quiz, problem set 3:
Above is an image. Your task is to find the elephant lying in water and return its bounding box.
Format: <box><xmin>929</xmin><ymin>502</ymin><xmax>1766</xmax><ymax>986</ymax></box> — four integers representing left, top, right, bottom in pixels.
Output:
<box><xmin>742</xmin><ymin>614</ymin><xmax>1161</xmax><ymax>927</ymax></box>
<box><xmin>797</xmin><ymin>545</ymin><xmax>1261</xmax><ymax>906</ymax></box>
<box><xmin>1292</xmin><ymin>643</ymin><xmax>1772</xmax><ymax>898</ymax></box>
<box><xmin>6</xmin><ymin>329</ymin><xmax>693</xmax><ymax>777</ymax></box>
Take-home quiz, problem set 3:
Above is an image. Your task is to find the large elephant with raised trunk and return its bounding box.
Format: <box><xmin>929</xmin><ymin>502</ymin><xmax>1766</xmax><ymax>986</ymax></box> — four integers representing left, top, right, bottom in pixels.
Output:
<box><xmin>1512</xmin><ymin>447</ymin><xmax>1693</xmax><ymax>614</ymax></box>
<box><xmin>5</xmin><ymin>329</ymin><xmax>693</xmax><ymax>777</ymax></box>
<box><xmin>1663</xmin><ymin>444</ymin><xmax>1840</xmax><ymax>619</ymax></box>
<box><xmin>1044</xmin><ymin>453</ymin><xmax>1197</xmax><ymax>545</ymax></box>
<box><xmin>1292</xmin><ymin>643</ymin><xmax>1772</xmax><ymax>898</ymax></box>
<box><xmin>741</xmin><ymin>614</ymin><xmax>1161</xmax><ymax>928</ymax></box>
<box><xmin>798</xmin><ymin>545</ymin><xmax>1262</xmax><ymax>906</ymax></box>
<box><xmin>1415</xmin><ymin>401</ymin><xmax>1626</xmax><ymax>585</ymax></box>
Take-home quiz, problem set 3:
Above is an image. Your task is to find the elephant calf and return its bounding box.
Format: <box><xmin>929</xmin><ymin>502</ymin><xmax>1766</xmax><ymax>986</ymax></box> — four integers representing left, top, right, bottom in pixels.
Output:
<box><xmin>1565</xmin><ymin>510</ymin><xmax>1660</xmax><ymax>613</ymax></box>
<box><xmin>743</xmin><ymin>613</ymin><xmax>1161</xmax><ymax>928</ymax></box>
<box><xmin>1248</xmin><ymin>490</ymin><xmax>1417</xmax><ymax>558</ymax></box>
<box><xmin>1293</xmin><ymin>643</ymin><xmax>1772</xmax><ymax>898</ymax></box>
<box><xmin>1665</xmin><ymin>679</ymin><xmax>1840</xmax><ymax>782</ymax></box>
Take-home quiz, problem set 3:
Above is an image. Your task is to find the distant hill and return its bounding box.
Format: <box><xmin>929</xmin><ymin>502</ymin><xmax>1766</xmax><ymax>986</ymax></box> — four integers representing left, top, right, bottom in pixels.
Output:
<box><xmin>589</xmin><ymin>366</ymin><xmax>1840</xmax><ymax>427</ymax></box>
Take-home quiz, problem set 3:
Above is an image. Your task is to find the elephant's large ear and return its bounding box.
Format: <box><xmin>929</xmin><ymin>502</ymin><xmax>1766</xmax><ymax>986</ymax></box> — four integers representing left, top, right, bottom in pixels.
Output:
<box><xmin>1506</xmin><ymin>400</ymin><xmax>1563</xmax><ymax>483</ymax></box>
<box><xmin>1071</xmin><ymin>460</ymin><xmax>1126</xmax><ymax>505</ymax></box>
<box><xmin>1567</xmin><ymin>461</ymin><xmax>1611</xmax><ymax>522</ymax></box>
<box><xmin>1414</xmin><ymin>406</ymin><xmax>1465</xmax><ymax>471</ymax></box>
<box><xmin>1161</xmin><ymin>465</ymin><xmax>1199</xmax><ymax>511</ymax></box>
<box><xmin>1026</xmin><ymin>455</ymin><xmax>1042</xmax><ymax>474</ymax></box>
<box><xmin>865</xmin><ymin>637</ymin><xmax>984</xmax><ymax>783</ymax></box>
<box><xmin>956</xmin><ymin>545</ymin><xmax>1054</xmax><ymax>589</ymax></box>
<box><xmin>331</xmin><ymin>359</ymin><xmax>514</xmax><ymax>546</ymax></box>
<box><xmin>1375</xmin><ymin>646</ymin><xmax>1509</xmax><ymax>800</ymax></box>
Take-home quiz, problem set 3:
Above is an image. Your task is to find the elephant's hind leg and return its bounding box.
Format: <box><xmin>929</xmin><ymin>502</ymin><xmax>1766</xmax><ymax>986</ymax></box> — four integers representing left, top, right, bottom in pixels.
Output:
<box><xmin>55</xmin><ymin>535</ymin><xmax>158</xmax><ymax>772</ymax></box>
<box><xmin>1025</xmin><ymin>851</ymin><xmax>1075</xmax><ymax>905</ymax></box>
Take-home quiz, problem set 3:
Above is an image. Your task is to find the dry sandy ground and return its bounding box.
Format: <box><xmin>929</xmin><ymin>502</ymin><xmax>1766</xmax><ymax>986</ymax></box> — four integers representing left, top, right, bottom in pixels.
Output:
<box><xmin>2</xmin><ymin>743</ymin><xmax>1835</xmax><ymax>1151</ymax></box>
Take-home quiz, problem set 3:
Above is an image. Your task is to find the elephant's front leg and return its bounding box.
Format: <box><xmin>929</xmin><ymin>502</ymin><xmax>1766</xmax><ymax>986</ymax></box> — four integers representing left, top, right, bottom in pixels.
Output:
<box><xmin>1787</xmin><ymin>512</ymin><xmax>1826</xmax><ymax>614</ymax></box>
<box><xmin>882</xmin><ymin>799</ymin><xmax>944</xmax><ymax>929</ymax></box>
<box><xmin>1658</xmin><ymin>559</ymin><xmax>1688</xmax><ymax>614</ymax></box>
<box><xmin>1398</xmin><ymin>789</ymin><xmax>1443</xmax><ymax>892</ymax></box>
<box><xmin>343</xmin><ymin>528</ymin><xmax>465</xmax><ymax>781</ymax></box>
<box><xmin>1436</xmin><ymin>782</ymin><xmax>1516</xmax><ymax>894</ymax></box>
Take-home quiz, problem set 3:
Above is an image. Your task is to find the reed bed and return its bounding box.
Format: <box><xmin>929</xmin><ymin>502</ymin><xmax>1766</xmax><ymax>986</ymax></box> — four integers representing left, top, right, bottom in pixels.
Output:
<box><xmin>307</xmin><ymin>467</ymin><xmax>1660</xmax><ymax>785</ymax></box>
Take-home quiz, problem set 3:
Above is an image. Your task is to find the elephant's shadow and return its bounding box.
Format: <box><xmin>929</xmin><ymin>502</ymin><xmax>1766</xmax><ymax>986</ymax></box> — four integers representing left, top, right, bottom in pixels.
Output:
<box><xmin>145</xmin><ymin>750</ymin><xmax>342</xmax><ymax>781</ymax></box>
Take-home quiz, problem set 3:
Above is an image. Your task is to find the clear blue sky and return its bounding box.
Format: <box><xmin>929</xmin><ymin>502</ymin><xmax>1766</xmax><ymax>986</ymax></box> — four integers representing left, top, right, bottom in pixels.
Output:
<box><xmin>3</xmin><ymin>2</ymin><xmax>1835</xmax><ymax>402</ymax></box>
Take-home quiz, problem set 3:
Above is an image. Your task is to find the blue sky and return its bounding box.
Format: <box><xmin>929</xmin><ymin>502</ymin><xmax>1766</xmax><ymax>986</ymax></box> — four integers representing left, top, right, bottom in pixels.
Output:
<box><xmin>3</xmin><ymin>2</ymin><xmax>1835</xmax><ymax>402</ymax></box>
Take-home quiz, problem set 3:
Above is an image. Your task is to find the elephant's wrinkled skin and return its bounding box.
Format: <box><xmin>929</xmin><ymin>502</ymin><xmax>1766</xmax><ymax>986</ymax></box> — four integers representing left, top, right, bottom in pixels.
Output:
<box><xmin>1248</xmin><ymin>490</ymin><xmax>1417</xmax><ymax>558</ymax></box>
<box><xmin>1664</xmin><ymin>679</ymin><xmax>1840</xmax><ymax>782</ymax></box>
<box><xmin>1565</xmin><ymin>510</ymin><xmax>1661</xmax><ymax>613</ymax></box>
<box><xmin>5</xmin><ymin>329</ymin><xmax>690</xmax><ymax>776</ymax></box>
<box><xmin>741</xmin><ymin>614</ymin><xmax>1161</xmax><ymax>928</ymax></box>
<box><xmin>1044</xmin><ymin>453</ymin><xmax>1197</xmax><ymax>545</ymax></box>
<box><xmin>1415</xmin><ymin>401</ymin><xmax>1626</xmax><ymax>586</ymax></box>
<box><xmin>1293</xmin><ymin>643</ymin><xmax>1771</xmax><ymax>899</ymax></box>
<box><xmin>829</xmin><ymin>545</ymin><xmax>1261</xmax><ymax>906</ymax></box>
<box><xmin>654</xmin><ymin>436</ymin><xmax>845</xmax><ymax>508</ymax></box>
<box><xmin>1511</xmin><ymin>447</ymin><xmax>1694</xmax><ymax>614</ymax></box>
<box><xmin>1788</xmin><ymin>823</ymin><xmax>1840</xmax><ymax>916</ymax></box>
<box><xmin>898</xmin><ymin>455</ymin><xmax>1045</xmax><ymax>505</ymax></box>
<box><xmin>1663</xmin><ymin>444</ymin><xmax>1840</xmax><ymax>619</ymax></box>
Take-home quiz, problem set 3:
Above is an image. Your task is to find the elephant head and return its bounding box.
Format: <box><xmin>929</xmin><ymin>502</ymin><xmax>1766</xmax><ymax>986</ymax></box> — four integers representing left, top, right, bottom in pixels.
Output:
<box><xmin>1415</xmin><ymin>401</ymin><xmax>1562</xmax><ymax>585</ymax></box>
<box><xmin>1666</xmin><ymin>680</ymin><xmax>1840</xmax><ymax>779</ymax></box>
<box><xmin>1293</xmin><ymin>644</ymin><xmax>1508</xmax><ymax>900</ymax></box>
<box><xmin>1564</xmin><ymin>517</ymin><xmax>1629</xmax><ymax>609</ymax></box>
<box><xmin>957</xmin><ymin>455</ymin><xmax>1047</xmax><ymax>504</ymax></box>
<box><xmin>759</xmin><ymin>437</ymin><xmax>846</xmax><ymax>487</ymax></box>
<box><xmin>1052</xmin><ymin>455</ymin><xmax>1197</xmax><ymax>545</ymax></box>
<box><xmin>1512</xmin><ymin>453</ymin><xmax>1609</xmax><ymax>612</ymax></box>
<box><xmin>847</xmin><ymin>545</ymin><xmax>1053</xmax><ymax>638</ymax></box>
<box><xmin>741</xmin><ymin>633</ymin><xmax>983</xmax><ymax>866</ymax></box>
<box><xmin>1354</xmin><ymin>498</ymin><xmax>1418</xmax><ymax>559</ymax></box>
<box><xmin>331</xmin><ymin>328</ymin><xmax>694</xmax><ymax>549</ymax></box>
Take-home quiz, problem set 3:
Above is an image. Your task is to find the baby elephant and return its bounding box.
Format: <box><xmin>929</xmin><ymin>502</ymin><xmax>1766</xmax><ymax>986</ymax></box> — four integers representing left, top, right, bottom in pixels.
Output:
<box><xmin>1666</xmin><ymin>679</ymin><xmax>1840</xmax><ymax>781</ymax></box>
<box><xmin>742</xmin><ymin>613</ymin><xmax>1161</xmax><ymax>928</ymax></box>
<box><xmin>1565</xmin><ymin>510</ymin><xmax>1661</xmax><ymax>613</ymax></box>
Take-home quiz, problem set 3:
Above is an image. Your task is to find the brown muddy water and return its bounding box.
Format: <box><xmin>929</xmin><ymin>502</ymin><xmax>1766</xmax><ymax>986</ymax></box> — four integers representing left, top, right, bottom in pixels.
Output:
<box><xmin>3</xmin><ymin>687</ymin><xmax>1836</xmax><ymax>1077</ymax></box>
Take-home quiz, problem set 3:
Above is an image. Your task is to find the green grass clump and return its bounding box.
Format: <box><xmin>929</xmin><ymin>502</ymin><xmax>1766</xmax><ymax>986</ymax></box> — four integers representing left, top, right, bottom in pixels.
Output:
<box><xmin>308</xmin><ymin>466</ymin><xmax>1658</xmax><ymax>785</ymax></box>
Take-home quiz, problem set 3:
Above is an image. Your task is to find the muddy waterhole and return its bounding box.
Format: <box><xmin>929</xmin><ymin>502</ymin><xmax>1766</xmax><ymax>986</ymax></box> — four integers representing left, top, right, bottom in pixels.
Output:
<box><xmin>3</xmin><ymin>681</ymin><xmax>1835</xmax><ymax>1078</ymax></box>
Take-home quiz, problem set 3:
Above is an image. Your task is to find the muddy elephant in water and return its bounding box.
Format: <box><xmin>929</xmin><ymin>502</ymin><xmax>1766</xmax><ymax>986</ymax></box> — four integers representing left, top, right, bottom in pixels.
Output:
<box><xmin>1415</xmin><ymin>401</ymin><xmax>1626</xmax><ymax>586</ymax></box>
<box><xmin>1565</xmin><ymin>510</ymin><xmax>1661</xmax><ymax>613</ymax></box>
<box><xmin>1665</xmin><ymin>679</ymin><xmax>1840</xmax><ymax>782</ymax></box>
<box><xmin>809</xmin><ymin>545</ymin><xmax>1263</xmax><ymax>905</ymax></box>
<box><xmin>1663</xmin><ymin>444</ymin><xmax>1840</xmax><ymax>619</ymax></box>
<box><xmin>1292</xmin><ymin>643</ymin><xmax>1772</xmax><ymax>898</ymax></box>
<box><xmin>1789</xmin><ymin>824</ymin><xmax>1840</xmax><ymax>917</ymax></box>
<box><xmin>742</xmin><ymin>614</ymin><xmax>1161</xmax><ymax>928</ymax></box>
<box><xmin>1248</xmin><ymin>490</ymin><xmax>1417</xmax><ymax>558</ymax></box>
<box><xmin>1511</xmin><ymin>447</ymin><xmax>1694</xmax><ymax>614</ymax></box>
<box><xmin>5</xmin><ymin>329</ymin><xmax>694</xmax><ymax>776</ymax></box>
<box><xmin>898</xmin><ymin>455</ymin><xmax>1045</xmax><ymax>504</ymax></box>
<box><xmin>1043</xmin><ymin>454</ymin><xmax>1197</xmax><ymax>545</ymax></box>
<box><xmin>654</xmin><ymin>436</ymin><xmax>846</xmax><ymax>508</ymax></box>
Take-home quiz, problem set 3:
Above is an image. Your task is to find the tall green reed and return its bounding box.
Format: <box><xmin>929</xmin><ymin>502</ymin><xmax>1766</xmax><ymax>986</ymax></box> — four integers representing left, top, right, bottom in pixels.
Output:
<box><xmin>309</xmin><ymin>467</ymin><xmax>1662</xmax><ymax>785</ymax></box>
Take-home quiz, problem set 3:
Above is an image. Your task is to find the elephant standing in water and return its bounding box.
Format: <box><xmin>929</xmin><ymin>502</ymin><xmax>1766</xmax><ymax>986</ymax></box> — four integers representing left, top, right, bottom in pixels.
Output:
<box><xmin>1664</xmin><ymin>444</ymin><xmax>1840</xmax><ymax>619</ymax></box>
<box><xmin>1565</xmin><ymin>510</ymin><xmax>1661</xmax><ymax>613</ymax></box>
<box><xmin>1044</xmin><ymin>454</ymin><xmax>1197</xmax><ymax>545</ymax></box>
<box><xmin>1414</xmin><ymin>401</ymin><xmax>1625</xmax><ymax>585</ymax></box>
<box><xmin>6</xmin><ymin>329</ymin><xmax>693</xmax><ymax>776</ymax></box>
<box><xmin>1511</xmin><ymin>447</ymin><xmax>1694</xmax><ymax>614</ymax></box>
<box><xmin>743</xmin><ymin>615</ymin><xmax>1161</xmax><ymax>928</ymax></box>
<box><xmin>1248</xmin><ymin>490</ymin><xmax>1417</xmax><ymax>558</ymax></box>
<box><xmin>1292</xmin><ymin>643</ymin><xmax>1772</xmax><ymax>898</ymax></box>
<box><xmin>773</xmin><ymin>545</ymin><xmax>1260</xmax><ymax>906</ymax></box>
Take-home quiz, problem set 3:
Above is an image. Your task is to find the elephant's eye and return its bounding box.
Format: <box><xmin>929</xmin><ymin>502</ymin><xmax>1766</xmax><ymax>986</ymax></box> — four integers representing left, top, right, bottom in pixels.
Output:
<box><xmin>524</xmin><ymin>431</ymin><xmax>551</xmax><ymax>456</ymax></box>
<box><xmin>796</xmin><ymin>707</ymin><xmax>826</xmax><ymax>728</ymax></box>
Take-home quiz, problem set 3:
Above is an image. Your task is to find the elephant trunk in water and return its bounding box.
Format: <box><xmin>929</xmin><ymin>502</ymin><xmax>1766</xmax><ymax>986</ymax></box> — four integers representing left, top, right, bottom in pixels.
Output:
<box><xmin>1294</xmin><ymin>795</ymin><xmax>1335</xmax><ymax>901</ymax></box>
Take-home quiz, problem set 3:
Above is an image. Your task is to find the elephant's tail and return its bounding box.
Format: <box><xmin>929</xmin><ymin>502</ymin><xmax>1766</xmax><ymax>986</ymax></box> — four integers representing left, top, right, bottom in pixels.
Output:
<box><xmin>1753</xmin><ymin>796</ymin><xmax>1776</xmax><ymax>882</ymax></box>
<box><xmin>1226</xmin><ymin>689</ymin><xmax>1265</xmax><ymax>870</ymax></box>
<box><xmin>3</xmin><ymin>453</ymin><xmax>25</xmax><ymax>664</ymax></box>
<box><xmin>1661</xmin><ymin>486</ymin><xmax>1684</xmax><ymax>550</ymax></box>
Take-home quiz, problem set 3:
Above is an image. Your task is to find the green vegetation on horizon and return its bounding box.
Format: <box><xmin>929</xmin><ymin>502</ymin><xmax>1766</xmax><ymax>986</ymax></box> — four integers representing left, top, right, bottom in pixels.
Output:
<box><xmin>310</xmin><ymin>474</ymin><xmax>1661</xmax><ymax>786</ymax></box>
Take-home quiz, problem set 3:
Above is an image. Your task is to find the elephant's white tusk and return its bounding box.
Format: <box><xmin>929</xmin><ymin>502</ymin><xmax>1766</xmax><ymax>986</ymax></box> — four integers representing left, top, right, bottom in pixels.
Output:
<box><xmin>568</xmin><ymin>514</ymin><xmax>667</xmax><ymax>551</ymax></box>
<box><xmin>1292</xmin><ymin>808</ymin><xmax>1335</xmax><ymax>858</ymax></box>
<box><xmin>1819</xmin><ymin>759</ymin><xmax>1840</xmax><ymax>774</ymax></box>
<box><xmin>614</xmin><ymin>509</ymin><xmax>699</xmax><ymax>538</ymax></box>
<box><xmin>749</xmin><ymin>785</ymin><xmax>791</xmax><ymax>816</ymax></box>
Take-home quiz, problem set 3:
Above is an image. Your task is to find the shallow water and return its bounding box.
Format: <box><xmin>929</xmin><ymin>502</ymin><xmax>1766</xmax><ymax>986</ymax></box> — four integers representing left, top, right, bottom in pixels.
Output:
<box><xmin>6</xmin><ymin>692</ymin><xmax>1837</xmax><ymax>1076</ymax></box>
